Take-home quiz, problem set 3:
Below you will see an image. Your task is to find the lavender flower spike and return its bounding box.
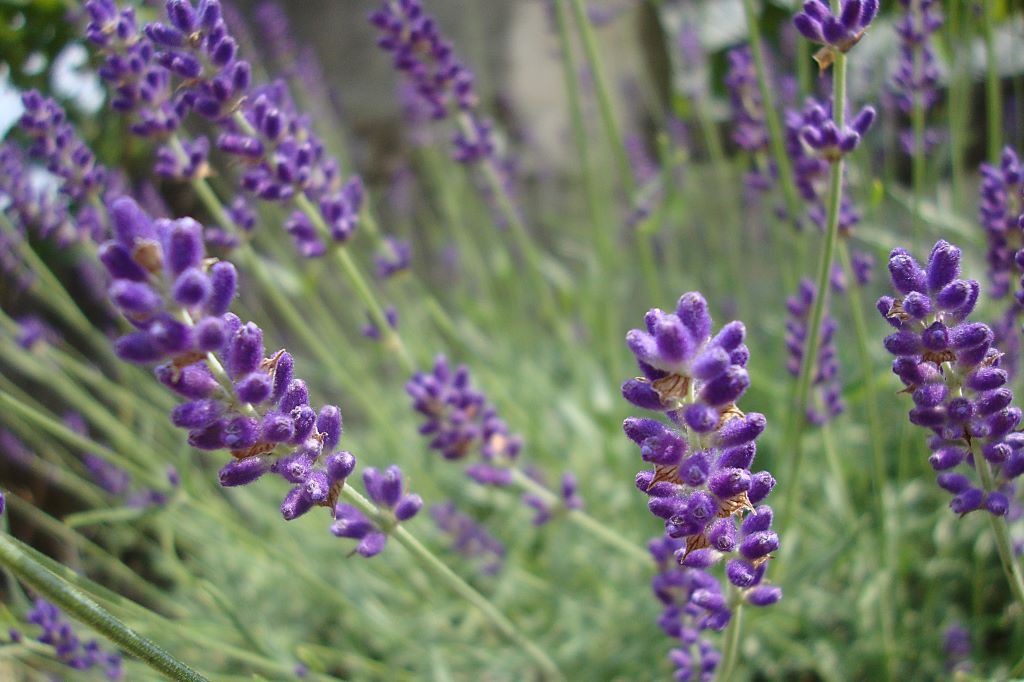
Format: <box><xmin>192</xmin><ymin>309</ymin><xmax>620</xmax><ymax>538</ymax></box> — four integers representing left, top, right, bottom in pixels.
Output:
<box><xmin>879</xmin><ymin>240</ymin><xmax>1022</xmax><ymax>516</ymax></box>
<box><xmin>623</xmin><ymin>290</ymin><xmax>781</xmax><ymax>672</ymax></box>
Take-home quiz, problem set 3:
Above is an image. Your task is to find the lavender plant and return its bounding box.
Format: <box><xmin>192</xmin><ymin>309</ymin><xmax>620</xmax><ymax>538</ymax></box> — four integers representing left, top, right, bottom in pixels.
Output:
<box><xmin>4</xmin><ymin>0</ymin><xmax>1024</xmax><ymax>678</ymax></box>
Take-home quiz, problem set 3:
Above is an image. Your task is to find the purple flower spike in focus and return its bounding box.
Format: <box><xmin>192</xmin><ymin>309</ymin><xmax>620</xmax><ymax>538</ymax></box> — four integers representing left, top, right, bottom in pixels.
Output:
<box><xmin>622</xmin><ymin>290</ymin><xmax>781</xmax><ymax>671</ymax></box>
<box><xmin>794</xmin><ymin>0</ymin><xmax>879</xmax><ymax>55</ymax></box>
<box><xmin>879</xmin><ymin>240</ymin><xmax>1023</xmax><ymax>517</ymax></box>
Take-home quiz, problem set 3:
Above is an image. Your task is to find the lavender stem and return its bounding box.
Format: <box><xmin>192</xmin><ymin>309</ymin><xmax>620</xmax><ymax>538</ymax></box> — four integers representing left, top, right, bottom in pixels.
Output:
<box><xmin>0</xmin><ymin>533</ymin><xmax>208</xmax><ymax>682</ymax></box>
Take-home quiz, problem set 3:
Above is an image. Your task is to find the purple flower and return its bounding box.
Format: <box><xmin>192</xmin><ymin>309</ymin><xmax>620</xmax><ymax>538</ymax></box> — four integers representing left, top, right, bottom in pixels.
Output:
<box><xmin>880</xmin><ymin>240</ymin><xmax>1021</xmax><ymax>516</ymax></box>
<box><xmin>26</xmin><ymin>599</ymin><xmax>123</xmax><ymax>680</ymax></box>
<box><xmin>889</xmin><ymin>1</ymin><xmax>943</xmax><ymax>154</ymax></box>
<box><xmin>624</xmin><ymin>291</ymin><xmax>780</xmax><ymax>673</ymax></box>
<box><xmin>786</xmin><ymin>279</ymin><xmax>844</xmax><ymax>425</ymax></box>
<box><xmin>374</xmin><ymin>237</ymin><xmax>413</xmax><ymax>279</ymax></box>
<box><xmin>331</xmin><ymin>464</ymin><xmax>421</xmax><ymax>558</ymax></box>
<box><xmin>431</xmin><ymin>501</ymin><xmax>505</xmax><ymax>575</ymax></box>
<box><xmin>793</xmin><ymin>0</ymin><xmax>879</xmax><ymax>52</ymax></box>
<box><xmin>622</xmin><ymin>291</ymin><xmax>750</xmax><ymax>432</ymax></box>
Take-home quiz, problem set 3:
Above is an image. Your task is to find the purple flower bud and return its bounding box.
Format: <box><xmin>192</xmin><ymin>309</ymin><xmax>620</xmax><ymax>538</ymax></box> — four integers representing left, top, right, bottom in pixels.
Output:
<box><xmin>261</xmin><ymin>412</ymin><xmax>294</xmax><ymax>443</ymax></box>
<box><xmin>171</xmin><ymin>268</ymin><xmax>211</xmax><ymax>307</ymax></box>
<box><xmin>195</xmin><ymin>317</ymin><xmax>227</xmax><ymax>351</ymax></box>
<box><xmin>219</xmin><ymin>457</ymin><xmax>268</xmax><ymax>486</ymax></box>
<box><xmin>281</xmin><ymin>486</ymin><xmax>314</xmax><ymax>520</ymax></box>
<box><xmin>279</xmin><ymin>379</ymin><xmax>309</xmax><ymax>413</ymax></box>
<box><xmin>227</xmin><ymin>322</ymin><xmax>263</xmax><ymax>378</ymax></box>
<box><xmin>325</xmin><ymin>450</ymin><xmax>356</xmax><ymax>483</ymax></box>
<box><xmin>683</xmin><ymin>403</ymin><xmax>720</xmax><ymax>433</ymax></box>
<box><xmin>235</xmin><ymin>372</ymin><xmax>273</xmax><ymax>404</ymax></box>
<box><xmin>936</xmin><ymin>472</ymin><xmax>971</xmax><ymax>494</ymax></box>
<box><xmin>395</xmin><ymin>494</ymin><xmax>423</xmax><ymax>521</ymax></box>
<box><xmin>110</xmin><ymin>280</ymin><xmax>162</xmax><ymax>315</ymax></box>
<box><xmin>928</xmin><ymin>447</ymin><xmax>966</xmax><ymax>470</ymax></box>
<box><xmin>640</xmin><ymin>432</ymin><xmax>687</xmax><ymax>467</ymax></box>
<box><xmin>747</xmin><ymin>585</ymin><xmax>782</xmax><ymax>606</ymax></box>
<box><xmin>740</xmin><ymin>530</ymin><xmax>779</xmax><ymax>561</ymax></box>
<box><xmin>707</xmin><ymin>518</ymin><xmax>737</xmax><ymax>552</ymax></box>
<box><xmin>966</xmin><ymin>367</ymin><xmax>1008</xmax><ymax>391</ymax></box>
<box><xmin>171</xmin><ymin>399</ymin><xmax>222</xmax><ymax>429</ymax></box>
<box><xmin>623</xmin><ymin>417</ymin><xmax>666</xmax><ymax>444</ymax></box>
<box><xmin>303</xmin><ymin>470</ymin><xmax>330</xmax><ymax>504</ymax></box>
<box><xmin>332</xmin><ymin>504</ymin><xmax>372</xmax><ymax>538</ymax></box>
<box><xmin>888</xmin><ymin>249</ymin><xmax>927</xmax><ymax>295</ymax></box>
<box><xmin>985</xmin><ymin>491</ymin><xmax>1009</xmax><ymax>516</ymax></box>
<box><xmin>206</xmin><ymin>262</ymin><xmax>237</xmax><ymax>316</ymax></box>
<box><xmin>927</xmin><ymin>241</ymin><xmax>961</xmax><ymax>293</ymax></box>
<box><xmin>717</xmin><ymin>442</ymin><xmax>756</xmax><ymax>470</ymax></box>
<box><xmin>715</xmin><ymin>413</ymin><xmax>766</xmax><ymax>448</ymax></box>
<box><xmin>748</xmin><ymin>471</ymin><xmax>776</xmax><ymax>504</ymax></box>
<box><xmin>949</xmin><ymin>488</ymin><xmax>984</xmax><ymax>515</ymax></box>
<box><xmin>357</xmin><ymin>531</ymin><xmax>388</xmax><ymax>557</ymax></box>
<box><xmin>165</xmin><ymin>218</ymin><xmax>204</xmax><ymax>276</ymax></box>
<box><xmin>675</xmin><ymin>292</ymin><xmax>712</xmax><ymax>341</ymax></box>
<box><xmin>290</xmin><ymin>406</ymin><xmax>317</xmax><ymax>443</ymax></box>
<box><xmin>621</xmin><ymin>379</ymin><xmax>664</xmax><ymax>411</ymax></box>
<box><xmin>708</xmin><ymin>468</ymin><xmax>752</xmax><ymax>499</ymax></box>
<box><xmin>884</xmin><ymin>331</ymin><xmax>923</xmax><ymax>356</ymax></box>
<box><xmin>726</xmin><ymin>558</ymin><xmax>760</xmax><ymax>588</ymax></box>
<box><xmin>115</xmin><ymin>332</ymin><xmax>163</xmax><ymax>363</ymax></box>
<box><xmin>699</xmin><ymin>366</ymin><xmax>750</xmax><ymax>406</ymax></box>
<box><xmin>317</xmin><ymin>405</ymin><xmax>343</xmax><ymax>451</ymax></box>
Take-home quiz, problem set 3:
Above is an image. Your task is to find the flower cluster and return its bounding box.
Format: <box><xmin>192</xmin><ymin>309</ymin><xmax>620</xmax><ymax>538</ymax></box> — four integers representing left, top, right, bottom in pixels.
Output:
<box><xmin>622</xmin><ymin>291</ymin><xmax>781</xmax><ymax>649</ymax></box>
<box><xmin>332</xmin><ymin>465</ymin><xmax>422</xmax><ymax>557</ymax></box>
<box><xmin>97</xmin><ymin>197</ymin><xmax>354</xmax><ymax>519</ymax></box>
<box><xmin>18</xmin><ymin>92</ymin><xmax>107</xmax><ymax>237</ymax></box>
<box><xmin>84</xmin><ymin>0</ymin><xmax>184</xmax><ymax>136</ymax></box>
<box><xmin>0</xmin><ymin>143</ymin><xmax>76</xmax><ymax>249</ymax></box>
<box><xmin>648</xmin><ymin>535</ymin><xmax>722</xmax><ymax>680</ymax></box>
<box><xmin>725</xmin><ymin>47</ymin><xmax>768</xmax><ymax>156</ymax></box>
<box><xmin>21</xmin><ymin>599</ymin><xmax>123</xmax><ymax>680</ymax></box>
<box><xmin>784</xmin><ymin>98</ymin><xmax>864</xmax><ymax>231</ymax></box>
<box><xmin>879</xmin><ymin>240</ymin><xmax>1023</xmax><ymax>516</ymax></box>
<box><xmin>622</xmin><ymin>292</ymin><xmax>750</xmax><ymax>434</ymax></box>
<box><xmin>370</xmin><ymin>0</ymin><xmax>498</xmax><ymax>166</ymax></box>
<box><xmin>86</xmin><ymin>0</ymin><xmax>369</xmax><ymax>258</ymax></box>
<box><xmin>978</xmin><ymin>147</ymin><xmax>1024</xmax><ymax>301</ymax></box>
<box><xmin>794</xmin><ymin>100</ymin><xmax>876</xmax><ymax>162</ymax></box>
<box><xmin>890</xmin><ymin>0</ymin><xmax>943</xmax><ymax>155</ymax></box>
<box><xmin>794</xmin><ymin>0</ymin><xmax>879</xmax><ymax>53</ymax></box>
<box><xmin>430</xmin><ymin>501</ymin><xmax>506</xmax><ymax>575</ymax></box>
<box><xmin>370</xmin><ymin>0</ymin><xmax>478</xmax><ymax>119</ymax></box>
<box><xmin>407</xmin><ymin>355</ymin><xmax>581</xmax><ymax>517</ymax></box>
<box><xmin>785</xmin><ymin>279</ymin><xmax>843</xmax><ymax>425</ymax></box>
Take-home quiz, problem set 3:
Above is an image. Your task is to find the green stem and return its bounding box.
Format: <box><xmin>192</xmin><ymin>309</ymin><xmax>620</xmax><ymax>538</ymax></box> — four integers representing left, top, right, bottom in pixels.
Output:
<box><xmin>552</xmin><ymin>0</ymin><xmax>604</xmax><ymax>259</ymax></box>
<box><xmin>717</xmin><ymin>590</ymin><xmax>744</xmax><ymax>680</ymax></box>
<box><xmin>982</xmin><ymin>0</ymin><xmax>1002</xmax><ymax>163</ymax></box>
<box><xmin>338</xmin><ymin>486</ymin><xmax>564</xmax><ymax>680</ymax></box>
<box><xmin>567</xmin><ymin>0</ymin><xmax>634</xmax><ymax>191</ymax></box>
<box><xmin>976</xmin><ymin>456</ymin><xmax>1024</xmax><ymax>613</ymax></box>
<box><xmin>509</xmin><ymin>468</ymin><xmax>650</xmax><ymax>565</ymax></box>
<box><xmin>455</xmin><ymin>114</ymin><xmax>562</xmax><ymax>329</ymax></box>
<box><xmin>782</xmin><ymin>48</ymin><xmax>848</xmax><ymax>531</ymax></box>
<box><xmin>0</xmin><ymin>533</ymin><xmax>207</xmax><ymax>681</ymax></box>
<box><xmin>741</xmin><ymin>0</ymin><xmax>804</xmax><ymax>229</ymax></box>
<box><xmin>329</xmin><ymin>242</ymin><xmax>416</xmax><ymax>373</ymax></box>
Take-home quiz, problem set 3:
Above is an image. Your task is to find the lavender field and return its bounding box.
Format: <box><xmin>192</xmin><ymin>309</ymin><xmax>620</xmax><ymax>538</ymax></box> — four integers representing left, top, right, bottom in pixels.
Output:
<box><xmin>0</xmin><ymin>0</ymin><xmax>1021</xmax><ymax>679</ymax></box>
